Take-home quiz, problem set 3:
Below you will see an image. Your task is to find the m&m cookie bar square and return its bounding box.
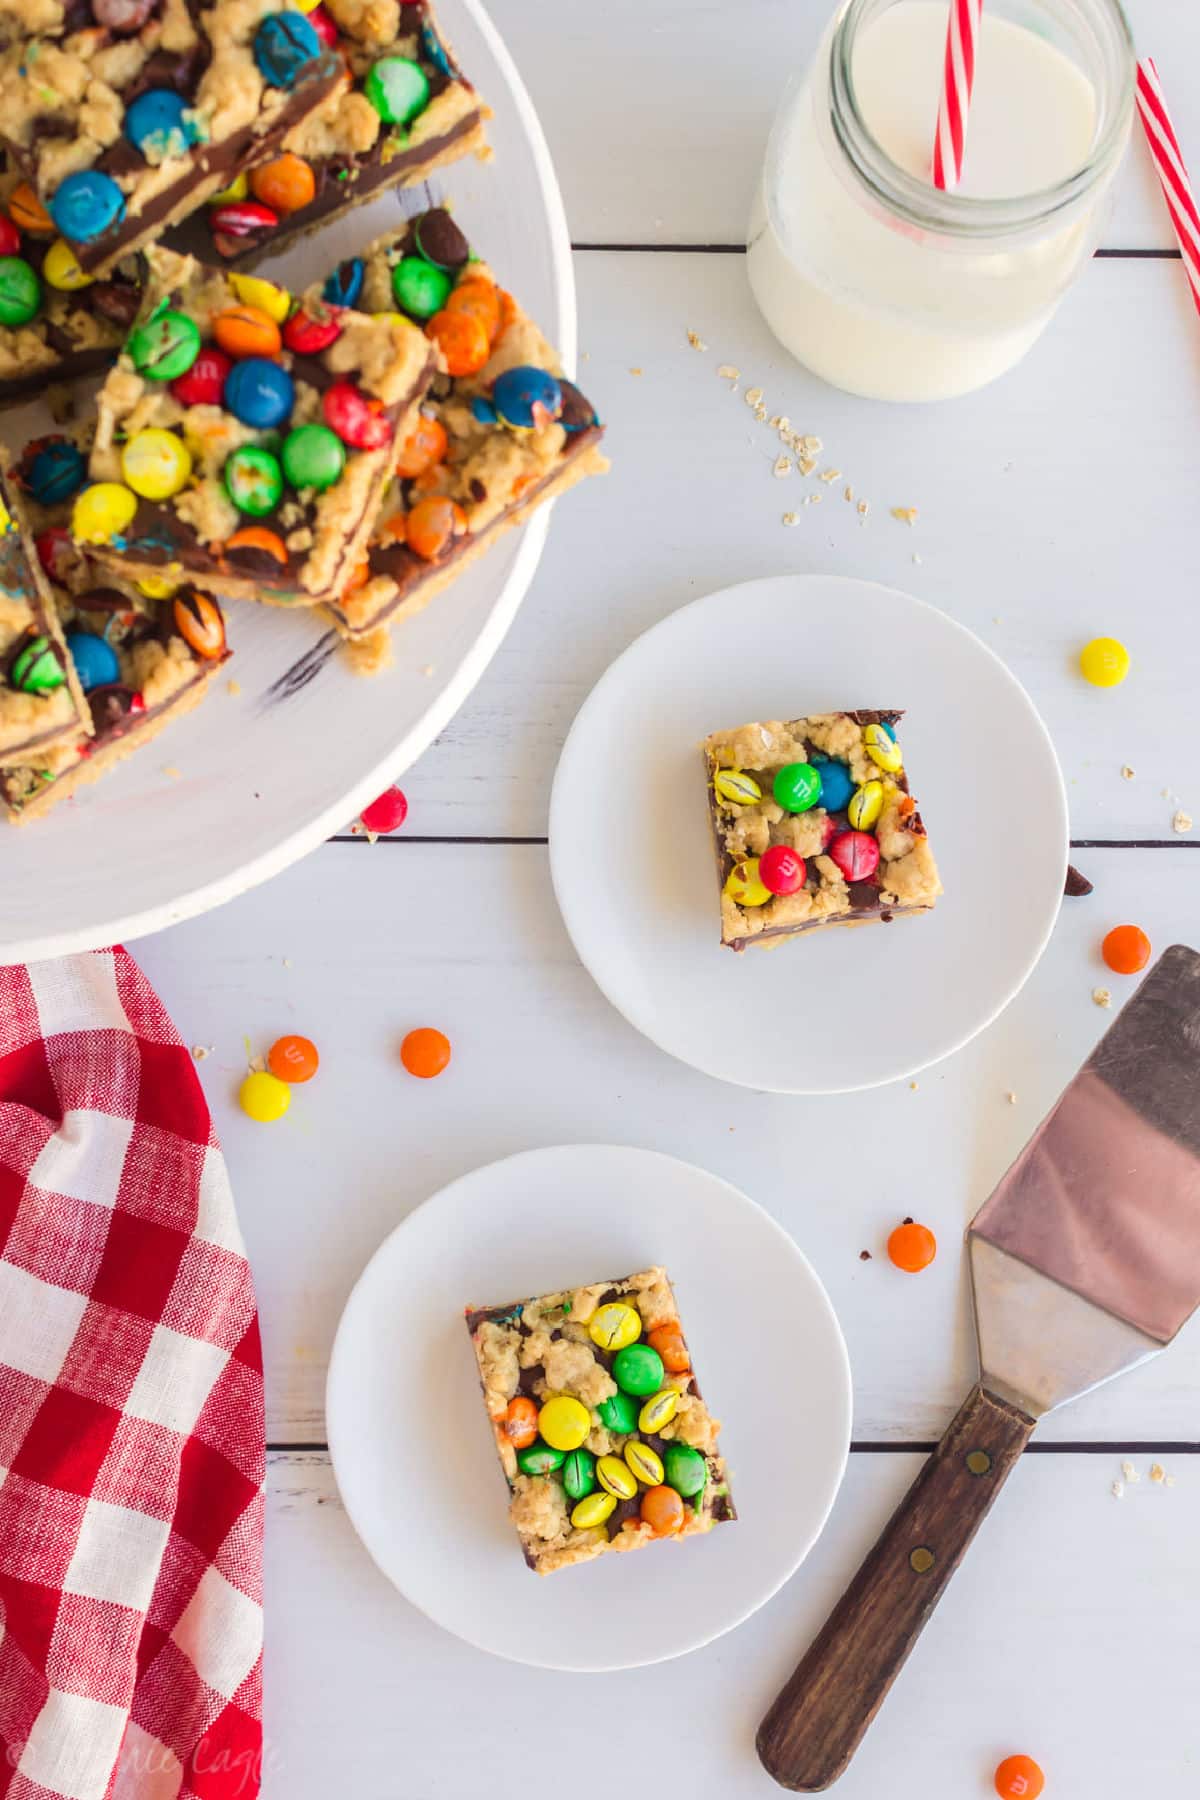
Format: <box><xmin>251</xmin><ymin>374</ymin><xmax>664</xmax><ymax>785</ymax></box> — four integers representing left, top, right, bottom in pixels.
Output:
<box><xmin>166</xmin><ymin>0</ymin><xmax>489</xmax><ymax>269</ymax></box>
<box><xmin>704</xmin><ymin>711</ymin><xmax>942</xmax><ymax>952</ymax></box>
<box><xmin>74</xmin><ymin>246</ymin><xmax>436</xmax><ymax>608</ymax></box>
<box><xmin>318</xmin><ymin>208</ymin><xmax>607</xmax><ymax>653</ymax></box>
<box><xmin>466</xmin><ymin>1267</ymin><xmax>735</xmax><ymax>1577</ymax></box>
<box><xmin>0</xmin><ymin>427</ymin><xmax>231</xmax><ymax>822</ymax></box>
<box><xmin>0</xmin><ymin>0</ymin><xmax>343</xmax><ymax>278</ymax></box>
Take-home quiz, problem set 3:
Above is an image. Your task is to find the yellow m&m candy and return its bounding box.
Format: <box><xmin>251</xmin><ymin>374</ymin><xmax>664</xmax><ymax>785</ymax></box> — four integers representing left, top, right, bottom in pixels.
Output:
<box><xmin>208</xmin><ymin>172</ymin><xmax>249</xmax><ymax>206</ymax></box>
<box><xmin>588</xmin><ymin>1302</ymin><xmax>641</xmax><ymax>1352</ymax></box>
<box><xmin>848</xmin><ymin>779</ymin><xmax>884</xmax><ymax>832</ymax></box>
<box><xmin>596</xmin><ymin>1454</ymin><xmax>638</xmax><ymax>1500</ymax></box>
<box><xmin>43</xmin><ymin>239</ymin><xmax>94</xmax><ymax>291</ymax></box>
<box><xmin>1079</xmin><ymin>636</ymin><xmax>1130</xmax><ymax>688</ymax></box>
<box><xmin>863</xmin><ymin>721</ymin><xmax>902</xmax><ymax>773</ymax></box>
<box><xmin>724</xmin><ymin>858</ymin><xmax>771</xmax><ymax>908</ymax></box>
<box><xmin>122</xmin><ymin>429</ymin><xmax>193</xmax><ymax>501</ymax></box>
<box><xmin>624</xmin><ymin>1441</ymin><xmax>664</xmax><ymax>1486</ymax></box>
<box><xmin>638</xmin><ymin>1388</ymin><xmax>680</xmax><ymax>1434</ymax></box>
<box><xmin>230</xmin><ymin>273</ymin><xmax>292</xmax><ymax>324</ymax></box>
<box><xmin>714</xmin><ymin>768</ymin><xmax>762</xmax><ymax>806</ymax></box>
<box><xmin>239</xmin><ymin>1071</ymin><xmax>291</xmax><ymax>1123</ymax></box>
<box><xmin>570</xmin><ymin>1491</ymin><xmax>616</xmax><ymax>1530</ymax></box>
<box><xmin>537</xmin><ymin>1394</ymin><xmax>591</xmax><ymax>1452</ymax></box>
<box><xmin>136</xmin><ymin>572</ymin><xmax>179</xmax><ymax>599</ymax></box>
<box><xmin>72</xmin><ymin>482</ymin><xmax>137</xmax><ymax>544</ymax></box>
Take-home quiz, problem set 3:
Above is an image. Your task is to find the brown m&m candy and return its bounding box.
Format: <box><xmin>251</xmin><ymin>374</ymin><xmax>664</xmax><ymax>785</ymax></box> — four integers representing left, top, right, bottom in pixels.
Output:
<box><xmin>413</xmin><ymin>208</ymin><xmax>470</xmax><ymax>271</ymax></box>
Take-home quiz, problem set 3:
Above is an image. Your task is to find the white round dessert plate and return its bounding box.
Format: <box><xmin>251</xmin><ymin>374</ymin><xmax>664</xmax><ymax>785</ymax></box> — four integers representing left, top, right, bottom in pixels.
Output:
<box><xmin>549</xmin><ymin>576</ymin><xmax>1068</xmax><ymax>1094</ymax></box>
<box><xmin>0</xmin><ymin>0</ymin><xmax>573</xmax><ymax>962</ymax></box>
<box><xmin>326</xmin><ymin>1143</ymin><xmax>852</xmax><ymax>1671</ymax></box>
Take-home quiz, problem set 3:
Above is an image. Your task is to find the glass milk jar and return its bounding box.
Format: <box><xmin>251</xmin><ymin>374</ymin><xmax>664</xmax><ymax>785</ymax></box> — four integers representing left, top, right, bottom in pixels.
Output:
<box><xmin>747</xmin><ymin>0</ymin><xmax>1134</xmax><ymax>402</ymax></box>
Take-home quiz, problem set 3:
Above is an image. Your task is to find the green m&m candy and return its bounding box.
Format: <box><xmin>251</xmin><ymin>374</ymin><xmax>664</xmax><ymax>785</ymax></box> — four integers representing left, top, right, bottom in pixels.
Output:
<box><xmin>596</xmin><ymin>1389</ymin><xmax>637</xmax><ymax>1435</ymax></box>
<box><xmin>562</xmin><ymin>1448</ymin><xmax>596</xmax><ymax>1501</ymax></box>
<box><xmin>224</xmin><ymin>446</ymin><xmax>283</xmax><ymax>516</ymax></box>
<box><xmin>127</xmin><ymin>308</ymin><xmax>201</xmax><ymax>380</ymax></box>
<box><xmin>10</xmin><ymin>633</ymin><xmax>64</xmax><ymax>693</ymax></box>
<box><xmin>391</xmin><ymin>254</ymin><xmax>452</xmax><ymax>319</ymax></box>
<box><xmin>773</xmin><ymin>761</ymin><xmax>822</xmax><ymax>814</ymax></box>
<box><xmin>281</xmin><ymin>422</ymin><xmax>344</xmax><ymax>492</ymax></box>
<box><xmin>663</xmin><ymin>1442</ymin><xmax>707</xmax><ymax>1498</ymax></box>
<box><xmin>611</xmin><ymin>1342</ymin><xmax>664</xmax><ymax>1398</ymax></box>
<box><xmin>364</xmin><ymin>55</ymin><xmax>430</xmax><ymax>125</ymax></box>
<box><xmin>516</xmin><ymin>1443</ymin><xmax>564</xmax><ymax>1477</ymax></box>
<box><xmin>0</xmin><ymin>256</ymin><xmax>41</xmax><ymax>327</ymax></box>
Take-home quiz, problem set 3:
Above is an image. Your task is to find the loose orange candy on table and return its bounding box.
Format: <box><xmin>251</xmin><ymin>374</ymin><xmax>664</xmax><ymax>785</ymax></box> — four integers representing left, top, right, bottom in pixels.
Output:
<box><xmin>250</xmin><ymin>153</ymin><xmax>317</xmax><ymax>215</ymax></box>
<box><xmin>887</xmin><ymin>1220</ymin><xmax>937</xmax><ymax>1273</ymax></box>
<box><xmin>647</xmin><ymin>1323</ymin><xmax>690</xmax><ymax>1374</ymax></box>
<box><xmin>401</xmin><ymin>1027</ymin><xmax>451</xmax><ymax>1079</ymax></box>
<box><xmin>395</xmin><ymin>413</ymin><xmax>448</xmax><ymax>478</ymax></box>
<box><xmin>501</xmin><ymin>1396</ymin><xmax>538</xmax><ymax>1449</ymax></box>
<box><xmin>267</xmin><ymin>1034</ymin><xmax>319</xmax><ymax>1083</ymax></box>
<box><xmin>640</xmin><ymin>1484</ymin><xmax>685</xmax><ymax>1536</ymax></box>
<box><xmin>1101</xmin><ymin>923</ymin><xmax>1151</xmax><ymax>974</ymax></box>
<box><xmin>214</xmin><ymin>304</ymin><xmax>282</xmax><ymax>360</ymax></box>
<box><xmin>994</xmin><ymin>1754</ymin><xmax>1045</xmax><ymax>1799</ymax></box>
<box><xmin>405</xmin><ymin>495</ymin><xmax>466</xmax><ymax>562</ymax></box>
<box><xmin>426</xmin><ymin>307</ymin><xmax>490</xmax><ymax>377</ymax></box>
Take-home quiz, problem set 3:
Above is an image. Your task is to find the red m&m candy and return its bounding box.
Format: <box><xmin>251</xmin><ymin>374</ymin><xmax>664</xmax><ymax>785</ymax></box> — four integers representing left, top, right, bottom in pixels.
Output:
<box><xmin>759</xmin><ymin>843</ymin><xmax>806</xmax><ymax>895</ymax></box>
<box><xmin>283</xmin><ymin>303</ymin><xmax>343</xmax><ymax>355</ymax></box>
<box><xmin>323</xmin><ymin>380</ymin><xmax>392</xmax><ymax>450</ymax></box>
<box><xmin>209</xmin><ymin>200</ymin><xmax>278</xmax><ymax>239</ymax></box>
<box><xmin>359</xmin><ymin>786</ymin><xmax>408</xmax><ymax>834</ymax></box>
<box><xmin>171</xmin><ymin>346</ymin><xmax>233</xmax><ymax>407</ymax></box>
<box><xmin>307</xmin><ymin>4</ymin><xmax>338</xmax><ymax>45</ymax></box>
<box><xmin>0</xmin><ymin>214</ymin><xmax>20</xmax><ymax>257</ymax></box>
<box><xmin>828</xmin><ymin>828</ymin><xmax>880</xmax><ymax>884</ymax></box>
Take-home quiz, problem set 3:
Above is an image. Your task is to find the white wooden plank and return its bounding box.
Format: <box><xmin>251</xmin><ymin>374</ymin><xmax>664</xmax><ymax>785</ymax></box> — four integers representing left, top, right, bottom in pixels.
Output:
<box><xmin>264</xmin><ymin>1448</ymin><xmax>1200</xmax><ymax>1797</ymax></box>
<box><xmin>485</xmin><ymin>0</ymin><xmax>1199</xmax><ymax>249</ymax></box>
<box><xmin>399</xmin><ymin>249</ymin><xmax>1200</xmax><ymax>843</ymax></box>
<box><xmin>134</xmin><ymin>843</ymin><xmax>1200</xmax><ymax>1446</ymax></box>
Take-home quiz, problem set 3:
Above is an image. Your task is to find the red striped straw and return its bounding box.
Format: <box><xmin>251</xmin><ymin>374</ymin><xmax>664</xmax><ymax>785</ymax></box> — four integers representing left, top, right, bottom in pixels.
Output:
<box><xmin>932</xmin><ymin>0</ymin><xmax>982</xmax><ymax>190</ymax></box>
<box><xmin>1134</xmin><ymin>58</ymin><xmax>1200</xmax><ymax>318</ymax></box>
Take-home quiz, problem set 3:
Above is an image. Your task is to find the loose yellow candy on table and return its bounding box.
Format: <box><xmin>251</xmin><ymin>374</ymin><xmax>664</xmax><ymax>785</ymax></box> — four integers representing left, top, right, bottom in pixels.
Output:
<box><xmin>571</xmin><ymin>1491</ymin><xmax>616</xmax><ymax>1530</ymax></box>
<box><xmin>638</xmin><ymin>1388</ymin><xmax>679</xmax><ymax>1434</ymax></box>
<box><xmin>723</xmin><ymin>857</ymin><xmax>771</xmax><ymax>908</ymax></box>
<box><xmin>537</xmin><ymin>1394</ymin><xmax>591</xmax><ymax>1452</ymax></box>
<box><xmin>230</xmin><ymin>273</ymin><xmax>292</xmax><ymax>324</ymax></box>
<box><xmin>43</xmin><ymin>239</ymin><xmax>93</xmax><ymax>291</ymax></box>
<box><xmin>588</xmin><ymin>1302</ymin><xmax>641</xmax><ymax>1352</ymax></box>
<box><xmin>863</xmin><ymin>722</ymin><xmax>902</xmax><ymax>773</ymax></box>
<box><xmin>596</xmin><ymin>1454</ymin><xmax>638</xmax><ymax>1499</ymax></box>
<box><xmin>714</xmin><ymin>768</ymin><xmax>762</xmax><ymax>806</ymax></box>
<box><xmin>239</xmin><ymin>1071</ymin><xmax>291</xmax><ymax>1123</ymax></box>
<box><xmin>1079</xmin><ymin>636</ymin><xmax>1130</xmax><ymax>687</ymax></box>
<box><xmin>121</xmin><ymin>429</ymin><xmax>193</xmax><ymax>501</ymax></box>
<box><xmin>624</xmin><ymin>1441</ymin><xmax>664</xmax><ymax>1486</ymax></box>
<box><xmin>72</xmin><ymin>482</ymin><xmax>138</xmax><ymax>544</ymax></box>
<box><xmin>848</xmin><ymin>779</ymin><xmax>884</xmax><ymax>832</ymax></box>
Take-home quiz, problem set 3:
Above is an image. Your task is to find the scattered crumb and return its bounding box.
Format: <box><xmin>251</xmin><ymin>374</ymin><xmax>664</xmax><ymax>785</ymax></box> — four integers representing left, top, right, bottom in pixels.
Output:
<box><xmin>843</xmin><ymin>485</ymin><xmax>853</xmax><ymax>502</ymax></box>
<box><xmin>912</xmin><ymin>553</ymin><xmax>922</xmax><ymax>565</ymax></box>
<box><xmin>282</xmin><ymin>957</ymin><xmax>292</xmax><ymax>969</ymax></box>
<box><xmin>798</xmin><ymin>455</ymin><xmax>817</xmax><ymax>476</ymax></box>
<box><xmin>1173</xmin><ymin>810</ymin><xmax>1193</xmax><ymax>834</ymax></box>
<box><xmin>800</xmin><ymin>435</ymin><xmax>822</xmax><ymax>455</ymax></box>
<box><xmin>782</xmin><ymin>511</ymin><xmax>798</xmax><ymax>527</ymax></box>
<box><xmin>745</xmin><ymin>386</ymin><xmax>764</xmax><ymax>409</ymax></box>
<box><xmin>859</xmin><ymin>1250</ymin><xmax>872</xmax><ymax>1261</ymax></box>
<box><xmin>580</xmin><ymin>350</ymin><xmax>590</xmax><ymax>362</ymax></box>
<box><xmin>805</xmin><ymin>492</ymin><xmax>822</xmax><ymax>506</ymax></box>
<box><xmin>191</xmin><ymin>1044</ymin><xmax>213</xmax><ymax>1062</ymax></box>
<box><xmin>716</xmin><ymin>363</ymin><xmax>739</xmax><ymax>382</ymax></box>
<box><xmin>629</xmin><ymin>366</ymin><xmax>643</xmax><ymax>376</ymax></box>
<box><xmin>246</xmin><ymin>1053</ymin><xmax>266</xmax><ymax>1075</ymax></box>
<box><xmin>420</xmin><ymin>663</ymin><xmax>435</xmax><ymax>678</ymax></box>
<box><xmin>1121</xmin><ymin>765</ymin><xmax>1135</xmax><ymax>781</ymax></box>
<box><xmin>1111</xmin><ymin>1479</ymin><xmax>1125</xmax><ymax>1500</ymax></box>
<box><xmin>161</xmin><ymin>765</ymin><xmax>181</xmax><ymax>780</ymax></box>
<box><xmin>857</xmin><ymin>499</ymin><xmax>870</xmax><ymax>517</ymax></box>
<box><xmin>1093</xmin><ymin>987</ymin><xmax>1113</xmax><ymax>1009</ymax></box>
<box><xmin>773</xmin><ymin>454</ymin><xmax>792</xmax><ymax>478</ymax></box>
<box><xmin>1121</xmin><ymin>1459</ymin><xmax>1139</xmax><ymax>1482</ymax></box>
<box><xmin>819</xmin><ymin>467</ymin><xmax>841</xmax><ymax>483</ymax></box>
<box><xmin>1162</xmin><ymin>787</ymin><xmax>1171</xmax><ymax>798</ymax></box>
<box><xmin>226</xmin><ymin>678</ymin><xmax>241</xmax><ymax>697</ymax></box>
<box><xmin>1150</xmin><ymin>1462</ymin><xmax>1166</xmax><ymax>1485</ymax></box>
<box><xmin>909</xmin><ymin>1082</ymin><xmax>918</xmax><ymax>1091</ymax></box>
<box><xmin>686</xmin><ymin>329</ymin><xmax>707</xmax><ymax>351</ymax></box>
<box><xmin>1005</xmin><ymin>1091</ymin><xmax>1017</xmax><ymax>1105</ymax></box>
<box><xmin>891</xmin><ymin>507</ymin><xmax>919</xmax><ymax>526</ymax></box>
<box><xmin>1166</xmin><ymin>1474</ymin><xmax>1177</xmax><ymax>1487</ymax></box>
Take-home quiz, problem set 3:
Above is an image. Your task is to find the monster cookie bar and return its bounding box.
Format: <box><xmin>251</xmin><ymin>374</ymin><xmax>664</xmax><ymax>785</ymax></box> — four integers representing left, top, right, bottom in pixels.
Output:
<box><xmin>0</xmin><ymin>429</ymin><xmax>230</xmax><ymax>819</ymax></box>
<box><xmin>704</xmin><ymin>711</ymin><xmax>942</xmax><ymax>951</ymax></box>
<box><xmin>0</xmin><ymin>450</ymin><xmax>92</xmax><ymax>766</ymax></box>
<box><xmin>0</xmin><ymin>178</ymin><xmax>144</xmax><ymax>405</ymax></box>
<box><xmin>73</xmin><ymin>245</ymin><xmax>435</xmax><ymax>606</ymax></box>
<box><xmin>466</xmin><ymin>1268</ymin><xmax>734</xmax><ymax>1576</ymax></box>
<box><xmin>317</xmin><ymin>208</ymin><xmax>606</xmax><ymax>646</ymax></box>
<box><xmin>166</xmin><ymin>0</ymin><xmax>488</xmax><ymax>267</ymax></box>
<box><xmin>0</xmin><ymin>0</ymin><xmax>343</xmax><ymax>277</ymax></box>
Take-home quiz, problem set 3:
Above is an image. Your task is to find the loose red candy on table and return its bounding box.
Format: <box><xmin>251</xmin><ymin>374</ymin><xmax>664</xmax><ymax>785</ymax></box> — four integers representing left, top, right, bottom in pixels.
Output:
<box><xmin>994</xmin><ymin>1755</ymin><xmax>1045</xmax><ymax>1800</ymax></box>
<box><xmin>283</xmin><ymin>304</ymin><xmax>343</xmax><ymax>355</ymax></box>
<box><xmin>171</xmin><ymin>346</ymin><xmax>233</xmax><ymax>407</ymax></box>
<box><xmin>401</xmin><ymin>1027</ymin><xmax>451</xmax><ymax>1079</ymax></box>
<box><xmin>323</xmin><ymin>380</ymin><xmax>393</xmax><ymax>449</ymax></box>
<box><xmin>1101</xmin><ymin>923</ymin><xmax>1151</xmax><ymax>974</ymax></box>
<box><xmin>267</xmin><ymin>1034</ymin><xmax>319</xmax><ymax>1083</ymax></box>
<box><xmin>828</xmin><ymin>828</ymin><xmax>880</xmax><ymax>884</ymax></box>
<box><xmin>359</xmin><ymin>785</ymin><xmax>408</xmax><ymax>833</ymax></box>
<box><xmin>759</xmin><ymin>843</ymin><xmax>806</xmax><ymax>895</ymax></box>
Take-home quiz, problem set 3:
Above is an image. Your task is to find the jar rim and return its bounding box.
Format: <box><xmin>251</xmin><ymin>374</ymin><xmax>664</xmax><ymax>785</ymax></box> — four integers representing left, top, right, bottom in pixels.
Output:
<box><xmin>829</xmin><ymin>0</ymin><xmax>1136</xmax><ymax>237</ymax></box>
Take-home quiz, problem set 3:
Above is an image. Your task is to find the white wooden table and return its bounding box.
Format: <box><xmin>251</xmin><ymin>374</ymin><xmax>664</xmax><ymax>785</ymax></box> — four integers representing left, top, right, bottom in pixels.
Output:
<box><xmin>134</xmin><ymin>2</ymin><xmax>1200</xmax><ymax>1790</ymax></box>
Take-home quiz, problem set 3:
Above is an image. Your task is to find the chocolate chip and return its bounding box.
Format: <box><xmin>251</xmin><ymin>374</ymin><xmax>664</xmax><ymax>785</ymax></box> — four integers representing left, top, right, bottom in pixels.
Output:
<box><xmin>559</xmin><ymin>379</ymin><xmax>598</xmax><ymax>433</ymax></box>
<box><xmin>88</xmin><ymin>683</ymin><xmax>139</xmax><ymax>736</ymax></box>
<box><xmin>413</xmin><ymin>207</ymin><xmax>470</xmax><ymax>271</ymax></box>
<box><xmin>847</xmin><ymin>880</ymin><xmax>880</xmax><ymax>911</ymax></box>
<box><xmin>1064</xmin><ymin>863</ymin><xmax>1093</xmax><ymax>897</ymax></box>
<box><xmin>469</xmin><ymin>477</ymin><xmax>487</xmax><ymax>502</ymax></box>
<box><xmin>87</xmin><ymin>279</ymin><xmax>141</xmax><ymax>328</ymax></box>
<box><xmin>859</xmin><ymin>1249</ymin><xmax>872</xmax><ymax>1261</ymax></box>
<box><xmin>74</xmin><ymin>586</ymin><xmax>133</xmax><ymax>616</ymax></box>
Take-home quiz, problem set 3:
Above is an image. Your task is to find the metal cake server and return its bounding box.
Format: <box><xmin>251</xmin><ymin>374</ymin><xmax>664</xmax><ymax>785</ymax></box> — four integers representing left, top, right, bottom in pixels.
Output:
<box><xmin>758</xmin><ymin>945</ymin><xmax>1200</xmax><ymax>1791</ymax></box>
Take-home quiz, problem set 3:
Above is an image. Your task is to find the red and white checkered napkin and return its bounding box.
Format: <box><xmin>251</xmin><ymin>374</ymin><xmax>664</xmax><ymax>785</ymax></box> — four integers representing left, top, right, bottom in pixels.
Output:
<box><xmin>0</xmin><ymin>950</ymin><xmax>264</xmax><ymax>1800</ymax></box>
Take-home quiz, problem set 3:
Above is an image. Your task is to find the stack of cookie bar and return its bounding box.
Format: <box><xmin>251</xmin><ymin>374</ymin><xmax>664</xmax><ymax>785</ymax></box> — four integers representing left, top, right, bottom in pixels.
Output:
<box><xmin>0</xmin><ymin>0</ymin><xmax>606</xmax><ymax>818</ymax></box>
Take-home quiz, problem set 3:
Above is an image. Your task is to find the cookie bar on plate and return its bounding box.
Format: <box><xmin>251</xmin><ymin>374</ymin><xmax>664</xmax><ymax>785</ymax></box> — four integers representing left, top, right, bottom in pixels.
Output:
<box><xmin>0</xmin><ymin>0</ymin><xmax>343</xmax><ymax>277</ymax></box>
<box><xmin>467</xmin><ymin>1266</ymin><xmax>734</xmax><ymax>1576</ymax></box>
<box><xmin>167</xmin><ymin>0</ymin><xmax>489</xmax><ymax>267</ymax></box>
<box><xmin>0</xmin><ymin>451</ymin><xmax>92</xmax><ymax>769</ymax></box>
<box><xmin>72</xmin><ymin>245</ymin><xmax>435</xmax><ymax>606</ymax></box>
<box><xmin>0</xmin><ymin>429</ymin><xmax>230</xmax><ymax>820</ymax></box>
<box><xmin>318</xmin><ymin>207</ymin><xmax>606</xmax><ymax>649</ymax></box>
<box><xmin>704</xmin><ymin>711</ymin><xmax>942</xmax><ymax>951</ymax></box>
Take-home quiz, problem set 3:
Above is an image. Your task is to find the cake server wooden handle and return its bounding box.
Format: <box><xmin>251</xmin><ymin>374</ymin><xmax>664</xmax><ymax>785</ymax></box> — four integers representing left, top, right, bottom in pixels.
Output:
<box><xmin>757</xmin><ymin>1384</ymin><xmax>1035</xmax><ymax>1792</ymax></box>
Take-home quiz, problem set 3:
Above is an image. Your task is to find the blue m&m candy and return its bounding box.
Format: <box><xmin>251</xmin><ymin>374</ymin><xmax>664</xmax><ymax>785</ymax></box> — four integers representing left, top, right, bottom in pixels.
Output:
<box><xmin>224</xmin><ymin>357</ymin><xmax>295</xmax><ymax>430</ymax></box>
<box><xmin>125</xmin><ymin>89</ymin><xmax>198</xmax><ymax>161</ymax></box>
<box><xmin>254</xmin><ymin>12</ymin><xmax>322</xmax><ymax>87</ymax></box>
<box><xmin>49</xmin><ymin>170</ymin><xmax>125</xmax><ymax>244</ymax></box>
<box><xmin>27</xmin><ymin>438</ymin><xmax>86</xmax><ymax>505</ymax></box>
<box><xmin>323</xmin><ymin>257</ymin><xmax>364</xmax><ymax>308</ymax></box>
<box><xmin>815</xmin><ymin>758</ymin><xmax>853</xmax><ymax>812</ymax></box>
<box><xmin>471</xmin><ymin>365</ymin><xmax>563</xmax><ymax>432</ymax></box>
<box><xmin>65</xmin><ymin>631</ymin><xmax>120</xmax><ymax>694</ymax></box>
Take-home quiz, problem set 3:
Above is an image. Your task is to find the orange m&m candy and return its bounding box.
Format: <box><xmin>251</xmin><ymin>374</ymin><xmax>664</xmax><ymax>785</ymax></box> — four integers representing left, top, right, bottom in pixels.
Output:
<box><xmin>994</xmin><ymin>1754</ymin><xmax>1044</xmax><ymax>1799</ymax></box>
<box><xmin>250</xmin><ymin>154</ymin><xmax>316</xmax><ymax>215</ymax></box>
<box><xmin>267</xmin><ymin>1034</ymin><xmax>319</xmax><ymax>1083</ymax></box>
<box><xmin>401</xmin><ymin>1027</ymin><xmax>451</xmax><ymax>1079</ymax></box>
<box><xmin>214</xmin><ymin>304</ymin><xmax>282</xmax><ymax>360</ymax></box>
<box><xmin>887</xmin><ymin>1221</ymin><xmax>937</xmax><ymax>1273</ymax></box>
<box><xmin>405</xmin><ymin>495</ymin><xmax>466</xmax><ymax>562</ymax></box>
<box><xmin>225</xmin><ymin>524</ymin><xmax>289</xmax><ymax>568</ymax></box>
<box><xmin>640</xmin><ymin>1485</ymin><xmax>685</xmax><ymax>1536</ymax></box>
<box><xmin>444</xmin><ymin>276</ymin><xmax>501</xmax><ymax>342</ymax></box>
<box><xmin>395</xmin><ymin>413</ymin><xmax>447</xmax><ymax>479</ymax></box>
<box><xmin>647</xmin><ymin>1323</ymin><xmax>690</xmax><ymax>1374</ymax></box>
<box><xmin>9</xmin><ymin>182</ymin><xmax>54</xmax><ymax>235</ymax></box>
<box><xmin>1101</xmin><ymin>924</ymin><xmax>1151</xmax><ymax>975</ymax></box>
<box><xmin>501</xmin><ymin>1395</ymin><xmax>538</xmax><ymax>1449</ymax></box>
<box><xmin>426</xmin><ymin>307</ymin><xmax>490</xmax><ymax>377</ymax></box>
